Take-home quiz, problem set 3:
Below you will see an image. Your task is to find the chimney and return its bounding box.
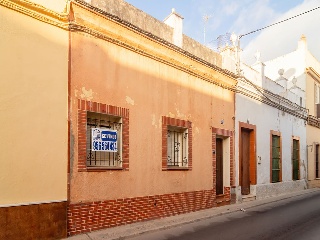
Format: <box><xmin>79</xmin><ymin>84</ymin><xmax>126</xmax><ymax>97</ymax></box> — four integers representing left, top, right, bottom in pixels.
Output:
<box><xmin>164</xmin><ymin>8</ymin><xmax>184</xmax><ymax>47</ymax></box>
<box><xmin>251</xmin><ymin>51</ymin><xmax>266</xmax><ymax>87</ymax></box>
<box><xmin>297</xmin><ymin>34</ymin><xmax>307</xmax><ymax>51</ymax></box>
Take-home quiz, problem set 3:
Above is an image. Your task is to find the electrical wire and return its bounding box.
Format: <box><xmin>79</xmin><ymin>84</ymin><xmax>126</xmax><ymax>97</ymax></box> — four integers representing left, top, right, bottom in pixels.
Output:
<box><xmin>240</xmin><ymin>6</ymin><xmax>320</xmax><ymax>39</ymax></box>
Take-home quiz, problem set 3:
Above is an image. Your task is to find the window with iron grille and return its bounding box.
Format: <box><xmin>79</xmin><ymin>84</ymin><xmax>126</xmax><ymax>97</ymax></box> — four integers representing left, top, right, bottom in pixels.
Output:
<box><xmin>271</xmin><ymin>134</ymin><xmax>281</xmax><ymax>183</ymax></box>
<box><xmin>167</xmin><ymin>126</ymin><xmax>188</xmax><ymax>167</ymax></box>
<box><xmin>292</xmin><ymin>138</ymin><xmax>300</xmax><ymax>180</ymax></box>
<box><xmin>86</xmin><ymin>112</ymin><xmax>122</xmax><ymax>168</ymax></box>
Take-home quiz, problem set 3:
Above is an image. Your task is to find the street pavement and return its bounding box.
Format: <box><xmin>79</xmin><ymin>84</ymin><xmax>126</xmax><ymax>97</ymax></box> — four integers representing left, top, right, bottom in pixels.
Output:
<box><xmin>65</xmin><ymin>188</ymin><xmax>320</xmax><ymax>240</ymax></box>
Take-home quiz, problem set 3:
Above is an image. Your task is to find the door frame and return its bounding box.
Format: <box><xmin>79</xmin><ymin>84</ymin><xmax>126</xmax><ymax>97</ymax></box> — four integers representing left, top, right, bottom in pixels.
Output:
<box><xmin>212</xmin><ymin>127</ymin><xmax>234</xmax><ymax>195</ymax></box>
<box><xmin>216</xmin><ymin>138</ymin><xmax>224</xmax><ymax>195</ymax></box>
<box><xmin>239</xmin><ymin>122</ymin><xmax>257</xmax><ymax>192</ymax></box>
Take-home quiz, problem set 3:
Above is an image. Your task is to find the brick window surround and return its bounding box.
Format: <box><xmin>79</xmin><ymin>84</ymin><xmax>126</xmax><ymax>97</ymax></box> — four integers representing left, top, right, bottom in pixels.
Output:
<box><xmin>78</xmin><ymin>99</ymin><xmax>129</xmax><ymax>172</ymax></box>
<box><xmin>162</xmin><ymin>116</ymin><xmax>192</xmax><ymax>170</ymax></box>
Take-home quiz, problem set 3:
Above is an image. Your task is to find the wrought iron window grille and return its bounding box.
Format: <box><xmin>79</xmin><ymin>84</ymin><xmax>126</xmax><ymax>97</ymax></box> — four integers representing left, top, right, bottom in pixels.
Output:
<box><xmin>167</xmin><ymin>127</ymin><xmax>188</xmax><ymax>167</ymax></box>
<box><xmin>86</xmin><ymin>112</ymin><xmax>122</xmax><ymax>168</ymax></box>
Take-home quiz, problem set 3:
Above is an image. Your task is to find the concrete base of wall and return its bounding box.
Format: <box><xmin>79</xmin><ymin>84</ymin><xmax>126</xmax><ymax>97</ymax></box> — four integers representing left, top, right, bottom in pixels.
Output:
<box><xmin>0</xmin><ymin>201</ymin><xmax>67</xmax><ymax>240</ymax></box>
<box><xmin>255</xmin><ymin>180</ymin><xmax>307</xmax><ymax>200</ymax></box>
<box><xmin>234</xmin><ymin>181</ymin><xmax>307</xmax><ymax>202</ymax></box>
<box><xmin>308</xmin><ymin>179</ymin><xmax>320</xmax><ymax>189</ymax></box>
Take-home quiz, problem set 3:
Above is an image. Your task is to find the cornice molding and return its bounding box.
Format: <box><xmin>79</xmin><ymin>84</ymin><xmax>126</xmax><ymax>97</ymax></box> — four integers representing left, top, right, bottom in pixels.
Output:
<box><xmin>71</xmin><ymin>0</ymin><xmax>237</xmax><ymax>90</ymax></box>
<box><xmin>0</xmin><ymin>0</ymin><xmax>69</xmax><ymax>30</ymax></box>
<box><xmin>306</xmin><ymin>67</ymin><xmax>320</xmax><ymax>84</ymax></box>
<box><xmin>70</xmin><ymin>23</ymin><xmax>236</xmax><ymax>92</ymax></box>
<box><xmin>237</xmin><ymin>78</ymin><xmax>308</xmax><ymax>120</ymax></box>
<box><xmin>308</xmin><ymin>115</ymin><xmax>320</xmax><ymax>129</ymax></box>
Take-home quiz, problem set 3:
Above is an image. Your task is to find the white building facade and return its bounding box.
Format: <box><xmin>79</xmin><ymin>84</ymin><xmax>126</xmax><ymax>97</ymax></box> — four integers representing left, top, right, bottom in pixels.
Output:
<box><xmin>222</xmin><ymin>39</ymin><xmax>308</xmax><ymax>201</ymax></box>
<box><xmin>263</xmin><ymin>36</ymin><xmax>320</xmax><ymax>189</ymax></box>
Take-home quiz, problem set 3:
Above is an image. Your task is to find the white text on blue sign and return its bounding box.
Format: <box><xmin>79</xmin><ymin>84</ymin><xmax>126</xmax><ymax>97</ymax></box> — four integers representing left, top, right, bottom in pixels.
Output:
<box><xmin>92</xmin><ymin>128</ymin><xmax>118</xmax><ymax>152</ymax></box>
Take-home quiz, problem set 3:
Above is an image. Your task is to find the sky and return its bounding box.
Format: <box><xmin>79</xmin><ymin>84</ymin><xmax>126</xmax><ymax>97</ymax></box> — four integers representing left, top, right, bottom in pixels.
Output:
<box><xmin>124</xmin><ymin>0</ymin><xmax>320</xmax><ymax>64</ymax></box>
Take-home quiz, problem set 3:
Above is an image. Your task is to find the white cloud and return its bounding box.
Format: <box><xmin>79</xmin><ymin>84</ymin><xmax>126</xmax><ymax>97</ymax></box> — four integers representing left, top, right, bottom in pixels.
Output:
<box><xmin>229</xmin><ymin>0</ymin><xmax>278</xmax><ymax>35</ymax></box>
<box><xmin>223</xmin><ymin>1</ymin><xmax>240</xmax><ymax>16</ymax></box>
<box><xmin>242</xmin><ymin>0</ymin><xmax>320</xmax><ymax>64</ymax></box>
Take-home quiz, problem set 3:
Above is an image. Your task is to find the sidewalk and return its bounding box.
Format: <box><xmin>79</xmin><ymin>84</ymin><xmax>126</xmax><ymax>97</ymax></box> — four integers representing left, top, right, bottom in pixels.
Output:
<box><xmin>65</xmin><ymin>188</ymin><xmax>320</xmax><ymax>240</ymax></box>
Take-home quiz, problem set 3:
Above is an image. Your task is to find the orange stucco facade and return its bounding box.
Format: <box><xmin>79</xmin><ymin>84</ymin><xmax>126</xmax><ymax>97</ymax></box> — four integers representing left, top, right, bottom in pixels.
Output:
<box><xmin>67</xmin><ymin>1</ymin><xmax>236</xmax><ymax>235</ymax></box>
<box><xmin>69</xmin><ymin>1</ymin><xmax>236</xmax><ymax>201</ymax></box>
<box><xmin>1</xmin><ymin>0</ymin><xmax>236</xmax><ymax>237</ymax></box>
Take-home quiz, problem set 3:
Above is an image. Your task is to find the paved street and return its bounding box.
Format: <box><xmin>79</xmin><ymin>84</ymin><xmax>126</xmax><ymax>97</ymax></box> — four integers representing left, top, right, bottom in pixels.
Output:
<box><xmin>126</xmin><ymin>190</ymin><xmax>320</xmax><ymax>240</ymax></box>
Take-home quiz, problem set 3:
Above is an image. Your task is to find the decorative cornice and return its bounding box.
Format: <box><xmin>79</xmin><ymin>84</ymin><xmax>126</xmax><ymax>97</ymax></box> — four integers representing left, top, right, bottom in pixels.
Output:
<box><xmin>306</xmin><ymin>67</ymin><xmax>320</xmax><ymax>84</ymax></box>
<box><xmin>69</xmin><ymin>23</ymin><xmax>236</xmax><ymax>92</ymax></box>
<box><xmin>308</xmin><ymin>115</ymin><xmax>320</xmax><ymax>128</ymax></box>
<box><xmin>71</xmin><ymin>0</ymin><xmax>237</xmax><ymax>86</ymax></box>
<box><xmin>0</xmin><ymin>0</ymin><xmax>69</xmax><ymax>30</ymax></box>
<box><xmin>237</xmin><ymin>78</ymin><xmax>308</xmax><ymax>120</ymax></box>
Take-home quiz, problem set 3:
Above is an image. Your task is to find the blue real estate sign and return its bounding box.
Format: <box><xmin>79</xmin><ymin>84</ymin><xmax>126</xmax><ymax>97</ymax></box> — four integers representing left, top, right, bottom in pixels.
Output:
<box><xmin>91</xmin><ymin>128</ymin><xmax>118</xmax><ymax>152</ymax></box>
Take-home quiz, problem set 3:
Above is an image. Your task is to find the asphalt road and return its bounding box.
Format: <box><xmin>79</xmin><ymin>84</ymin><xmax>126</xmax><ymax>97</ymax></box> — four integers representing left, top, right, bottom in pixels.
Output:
<box><xmin>127</xmin><ymin>190</ymin><xmax>320</xmax><ymax>240</ymax></box>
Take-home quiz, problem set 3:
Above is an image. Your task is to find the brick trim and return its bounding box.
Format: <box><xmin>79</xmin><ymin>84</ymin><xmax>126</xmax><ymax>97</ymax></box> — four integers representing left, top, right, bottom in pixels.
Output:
<box><xmin>212</xmin><ymin>128</ymin><xmax>234</xmax><ymax>197</ymax></box>
<box><xmin>212</xmin><ymin>127</ymin><xmax>233</xmax><ymax>137</ymax></box>
<box><xmin>77</xmin><ymin>99</ymin><xmax>129</xmax><ymax>172</ymax></box>
<box><xmin>67</xmin><ymin>189</ymin><xmax>215</xmax><ymax>236</ymax></box>
<box><xmin>162</xmin><ymin>116</ymin><xmax>192</xmax><ymax>170</ymax></box>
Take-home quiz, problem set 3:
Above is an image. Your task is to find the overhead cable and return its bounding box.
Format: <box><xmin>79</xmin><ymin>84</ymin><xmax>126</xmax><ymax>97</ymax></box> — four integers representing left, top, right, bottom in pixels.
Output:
<box><xmin>240</xmin><ymin>6</ymin><xmax>320</xmax><ymax>38</ymax></box>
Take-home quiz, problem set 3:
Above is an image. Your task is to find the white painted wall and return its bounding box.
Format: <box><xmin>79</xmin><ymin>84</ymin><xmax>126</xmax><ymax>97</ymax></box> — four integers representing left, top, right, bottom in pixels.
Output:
<box><xmin>264</xmin><ymin>36</ymin><xmax>320</xmax><ymax>187</ymax></box>
<box><xmin>234</xmin><ymin>57</ymin><xmax>307</xmax><ymax>199</ymax></box>
<box><xmin>235</xmin><ymin>95</ymin><xmax>307</xmax><ymax>184</ymax></box>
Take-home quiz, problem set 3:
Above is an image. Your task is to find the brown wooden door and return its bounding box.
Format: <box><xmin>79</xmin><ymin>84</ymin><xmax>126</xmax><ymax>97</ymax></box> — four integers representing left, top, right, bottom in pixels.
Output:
<box><xmin>216</xmin><ymin>138</ymin><xmax>223</xmax><ymax>195</ymax></box>
<box><xmin>241</xmin><ymin>129</ymin><xmax>250</xmax><ymax>195</ymax></box>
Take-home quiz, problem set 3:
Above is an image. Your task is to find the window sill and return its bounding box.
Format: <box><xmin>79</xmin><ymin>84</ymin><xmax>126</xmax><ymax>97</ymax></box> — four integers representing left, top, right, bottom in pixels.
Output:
<box><xmin>86</xmin><ymin>167</ymin><xmax>125</xmax><ymax>171</ymax></box>
<box><xmin>163</xmin><ymin>167</ymin><xmax>190</xmax><ymax>171</ymax></box>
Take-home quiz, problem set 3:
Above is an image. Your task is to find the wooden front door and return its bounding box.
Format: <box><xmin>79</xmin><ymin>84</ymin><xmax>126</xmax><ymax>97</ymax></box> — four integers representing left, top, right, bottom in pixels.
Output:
<box><xmin>216</xmin><ymin>138</ymin><xmax>223</xmax><ymax>195</ymax></box>
<box><xmin>241</xmin><ymin>129</ymin><xmax>250</xmax><ymax>195</ymax></box>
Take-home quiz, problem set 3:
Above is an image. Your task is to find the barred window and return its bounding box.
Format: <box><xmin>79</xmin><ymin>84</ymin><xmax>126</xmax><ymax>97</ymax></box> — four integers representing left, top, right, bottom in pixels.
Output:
<box><xmin>167</xmin><ymin>126</ymin><xmax>188</xmax><ymax>167</ymax></box>
<box><xmin>86</xmin><ymin>112</ymin><xmax>122</xmax><ymax>168</ymax></box>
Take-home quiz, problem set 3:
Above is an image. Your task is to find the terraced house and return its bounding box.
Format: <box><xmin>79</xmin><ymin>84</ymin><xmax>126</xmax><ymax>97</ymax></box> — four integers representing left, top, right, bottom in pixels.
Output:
<box><xmin>67</xmin><ymin>0</ymin><xmax>237</xmax><ymax>236</ymax></box>
<box><xmin>0</xmin><ymin>0</ymin><xmax>69</xmax><ymax>239</ymax></box>
<box><xmin>221</xmin><ymin>38</ymin><xmax>309</xmax><ymax>202</ymax></box>
<box><xmin>1</xmin><ymin>0</ymin><xmax>237</xmax><ymax>238</ymax></box>
<box><xmin>262</xmin><ymin>36</ymin><xmax>320</xmax><ymax>189</ymax></box>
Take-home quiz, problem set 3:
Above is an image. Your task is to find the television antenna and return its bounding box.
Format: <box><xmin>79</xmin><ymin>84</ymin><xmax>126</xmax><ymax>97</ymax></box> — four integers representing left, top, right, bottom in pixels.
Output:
<box><xmin>203</xmin><ymin>14</ymin><xmax>212</xmax><ymax>44</ymax></box>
